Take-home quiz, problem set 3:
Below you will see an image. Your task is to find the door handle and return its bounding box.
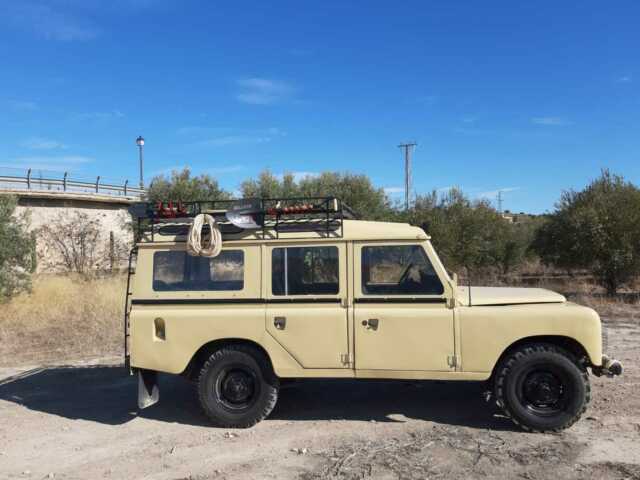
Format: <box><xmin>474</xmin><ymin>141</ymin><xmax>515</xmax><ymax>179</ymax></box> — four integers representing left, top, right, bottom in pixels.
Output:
<box><xmin>361</xmin><ymin>318</ymin><xmax>379</xmax><ymax>330</ymax></box>
<box><xmin>274</xmin><ymin>316</ymin><xmax>286</xmax><ymax>330</ymax></box>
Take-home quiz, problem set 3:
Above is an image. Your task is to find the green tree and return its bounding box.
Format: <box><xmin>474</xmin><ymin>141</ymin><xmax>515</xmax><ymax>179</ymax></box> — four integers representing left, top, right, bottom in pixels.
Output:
<box><xmin>405</xmin><ymin>188</ymin><xmax>513</xmax><ymax>277</ymax></box>
<box><xmin>533</xmin><ymin>171</ymin><xmax>640</xmax><ymax>295</ymax></box>
<box><xmin>147</xmin><ymin>168</ymin><xmax>230</xmax><ymax>202</ymax></box>
<box><xmin>240</xmin><ymin>171</ymin><xmax>297</xmax><ymax>199</ymax></box>
<box><xmin>0</xmin><ymin>196</ymin><xmax>36</xmax><ymax>300</ymax></box>
<box><xmin>240</xmin><ymin>170</ymin><xmax>391</xmax><ymax>219</ymax></box>
<box><xmin>493</xmin><ymin>216</ymin><xmax>543</xmax><ymax>275</ymax></box>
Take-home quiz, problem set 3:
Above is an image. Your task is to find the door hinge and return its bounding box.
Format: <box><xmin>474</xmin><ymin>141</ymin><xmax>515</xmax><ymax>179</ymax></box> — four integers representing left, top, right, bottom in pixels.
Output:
<box><xmin>447</xmin><ymin>355</ymin><xmax>460</xmax><ymax>369</ymax></box>
<box><xmin>340</xmin><ymin>353</ymin><xmax>354</xmax><ymax>366</ymax></box>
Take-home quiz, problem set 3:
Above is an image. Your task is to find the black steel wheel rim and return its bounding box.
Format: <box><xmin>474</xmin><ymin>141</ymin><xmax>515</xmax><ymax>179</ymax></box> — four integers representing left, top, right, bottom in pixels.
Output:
<box><xmin>516</xmin><ymin>364</ymin><xmax>570</xmax><ymax>416</ymax></box>
<box><xmin>215</xmin><ymin>365</ymin><xmax>259</xmax><ymax>411</ymax></box>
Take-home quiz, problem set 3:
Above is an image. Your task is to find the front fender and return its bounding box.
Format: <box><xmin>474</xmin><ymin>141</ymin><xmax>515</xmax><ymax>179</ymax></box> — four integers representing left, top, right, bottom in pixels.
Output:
<box><xmin>457</xmin><ymin>302</ymin><xmax>602</xmax><ymax>373</ymax></box>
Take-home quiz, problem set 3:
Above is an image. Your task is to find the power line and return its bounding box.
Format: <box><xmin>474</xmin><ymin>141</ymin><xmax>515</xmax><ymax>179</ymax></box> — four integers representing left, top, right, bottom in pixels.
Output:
<box><xmin>398</xmin><ymin>142</ymin><xmax>417</xmax><ymax>210</ymax></box>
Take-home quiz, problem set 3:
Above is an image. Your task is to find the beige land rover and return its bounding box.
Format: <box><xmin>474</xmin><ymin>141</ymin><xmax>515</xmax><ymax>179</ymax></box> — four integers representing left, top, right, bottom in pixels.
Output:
<box><xmin>124</xmin><ymin>197</ymin><xmax>622</xmax><ymax>432</ymax></box>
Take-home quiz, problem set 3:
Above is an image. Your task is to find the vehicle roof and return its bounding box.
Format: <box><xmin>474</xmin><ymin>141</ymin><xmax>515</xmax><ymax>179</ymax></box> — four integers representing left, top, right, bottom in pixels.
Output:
<box><xmin>137</xmin><ymin>219</ymin><xmax>429</xmax><ymax>246</ymax></box>
<box><xmin>341</xmin><ymin>220</ymin><xmax>429</xmax><ymax>241</ymax></box>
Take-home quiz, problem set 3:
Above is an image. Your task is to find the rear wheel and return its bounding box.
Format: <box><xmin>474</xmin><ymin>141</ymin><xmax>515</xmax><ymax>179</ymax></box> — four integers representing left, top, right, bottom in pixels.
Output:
<box><xmin>494</xmin><ymin>343</ymin><xmax>590</xmax><ymax>432</ymax></box>
<box><xmin>197</xmin><ymin>345</ymin><xmax>279</xmax><ymax>428</ymax></box>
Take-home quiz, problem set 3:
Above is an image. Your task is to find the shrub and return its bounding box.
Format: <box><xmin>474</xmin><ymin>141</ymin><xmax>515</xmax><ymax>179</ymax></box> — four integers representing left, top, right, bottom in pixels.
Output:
<box><xmin>38</xmin><ymin>211</ymin><xmax>130</xmax><ymax>275</ymax></box>
<box><xmin>0</xmin><ymin>195</ymin><xmax>36</xmax><ymax>300</ymax></box>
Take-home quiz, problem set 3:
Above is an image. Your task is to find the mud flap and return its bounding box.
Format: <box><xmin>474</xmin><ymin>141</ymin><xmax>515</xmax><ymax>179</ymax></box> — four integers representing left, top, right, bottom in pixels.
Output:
<box><xmin>137</xmin><ymin>369</ymin><xmax>159</xmax><ymax>409</ymax></box>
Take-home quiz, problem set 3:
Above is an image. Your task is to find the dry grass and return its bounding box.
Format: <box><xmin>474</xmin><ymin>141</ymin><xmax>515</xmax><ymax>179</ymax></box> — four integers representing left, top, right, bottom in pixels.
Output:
<box><xmin>573</xmin><ymin>294</ymin><xmax>640</xmax><ymax>323</ymax></box>
<box><xmin>0</xmin><ymin>274</ymin><xmax>126</xmax><ymax>366</ymax></box>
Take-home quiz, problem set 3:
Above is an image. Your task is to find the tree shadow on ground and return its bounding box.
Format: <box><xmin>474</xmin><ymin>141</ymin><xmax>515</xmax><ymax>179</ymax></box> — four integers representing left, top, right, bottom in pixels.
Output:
<box><xmin>0</xmin><ymin>365</ymin><xmax>516</xmax><ymax>431</ymax></box>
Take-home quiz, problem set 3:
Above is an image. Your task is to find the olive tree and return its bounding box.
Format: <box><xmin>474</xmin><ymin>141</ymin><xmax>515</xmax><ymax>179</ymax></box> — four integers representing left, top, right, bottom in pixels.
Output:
<box><xmin>241</xmin><ymin>170</ymin><xmax>391</xmax><ymax>219</ymax></box>
<box><xmin>0</xmin><ymin>195</ymin><xmax>36</xmax><ymax>300</ymax></box>
<box><xmin>147</xmin><ymin>168</ymin><xmax>231</xmax><ymax>202</ymax></box>
<box><xmin>533</xmin><ymin>171</ymin><xmax>640</xmax><ymax>295</ymax></box>
<box><xmin>403</xmin><ymin>188</ymin><xmax>523</xmax><ymax>279</ymax></box>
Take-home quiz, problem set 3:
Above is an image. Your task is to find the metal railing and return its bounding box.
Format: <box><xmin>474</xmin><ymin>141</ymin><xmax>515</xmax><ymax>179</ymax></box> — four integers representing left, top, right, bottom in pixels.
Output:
<box><xmin>0</xmin><ymin>167</ymin><xmax>145</xmax><ymax>198</ymax></box>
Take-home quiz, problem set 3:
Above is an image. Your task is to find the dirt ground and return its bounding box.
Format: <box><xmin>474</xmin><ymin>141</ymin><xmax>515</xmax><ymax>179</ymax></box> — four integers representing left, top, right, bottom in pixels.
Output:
<box><xmin>1</xmin><ymin>315</ymin><xmax>638</xmax><ymax>480</ymax></box>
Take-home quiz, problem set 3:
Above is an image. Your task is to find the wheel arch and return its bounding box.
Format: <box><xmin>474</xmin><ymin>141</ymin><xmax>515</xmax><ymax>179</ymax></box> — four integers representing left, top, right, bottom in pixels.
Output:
<box><xmin>489</xmin><ymin>335</ymin><xmax>590</xmax><ymax>382</ymax></box>
<box><xmin>181</xmin><ymin>338</ymin><xmax>275</xmax><ymax>381</ymax></box>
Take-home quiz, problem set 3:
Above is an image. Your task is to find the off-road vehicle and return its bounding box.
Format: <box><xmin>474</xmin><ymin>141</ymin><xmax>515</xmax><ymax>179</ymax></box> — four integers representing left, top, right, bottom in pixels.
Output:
<box><xmin>124</xmin><ymin>197</ymin><xmax>622</xmax><ymax>432</ymax></box>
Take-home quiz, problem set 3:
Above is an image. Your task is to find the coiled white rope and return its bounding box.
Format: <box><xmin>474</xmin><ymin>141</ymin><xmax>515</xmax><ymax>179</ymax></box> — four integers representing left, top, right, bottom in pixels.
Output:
<box><xmin>187</xmin><ymin>213</ymin><xmax>222</xmax><ymax>257</ymax></box>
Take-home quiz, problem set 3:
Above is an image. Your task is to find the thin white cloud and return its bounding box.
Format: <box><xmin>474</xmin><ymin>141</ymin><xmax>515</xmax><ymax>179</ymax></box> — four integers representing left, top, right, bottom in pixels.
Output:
<box><xmin>75</xmin><ymin>110</ymin><xmax>125</xmax><ymax>121</ymax></box>
<box><xmin>189</xmin><ymin>127</ymin><xmax>286</xmax><ymax>147</ymax></box>
<box><xmin>531</xmin><ymin>117</ymin><xmax>572</xmax><ymax>126</ymax></box>
<box><xmin>20</xmin><ymin>137</ymin><xmax>67</xmax><ymax>150</ymax></box>
<box><xmin>197</xmin><ymin>136</ymin><xmax>273</xmax><ymax>147</ymax></box>
<box><xmin>207</xmin><ymin>165</ymin><xmax>245</xmax><ymax>175</ymax></box>
<box><xmin>384</xmin><ymin>187</ymin><xmax>404</xmax><ymax>195</ymax></box>
<box><xmin>2</xmin><ymin>2</ymin><xmax>99</xmax><ymax>41</ymax></box>
<box><xmin>3</xmin><ymin>155</ymin><xmax>93</xmax><ymax>172</ymax></box>
<box><xmin>150</xmin><ymin>165</ymin><xmax>189</xmax><ymax>177</ymax></box>
<box><xmin>615</xmin><ymin>75</ymin><xmax>632</xmax><ymax>83</ymax></box>
<box><xmin>236</xmin><ymin>78</ymin><xmax>294</xmax><ymax>105</ymax></box>
<box><xmin>461</xmin><ymin>116</ymin><xmax>476</xmax><ymax>124</ymax></box>
<box><xmin>9</xmin><ymin>100</ymin><xmax>38</xmax><ymax>111</ymax></box>
<box><xmin>477</xmin><ymin>187</ymin><xmax>521</xmax><ymax>200</ymax></box>
<box><xmin>151</xmin><ymin>164</ymin><xmax>245</xmax><ymax>178</ymax></box>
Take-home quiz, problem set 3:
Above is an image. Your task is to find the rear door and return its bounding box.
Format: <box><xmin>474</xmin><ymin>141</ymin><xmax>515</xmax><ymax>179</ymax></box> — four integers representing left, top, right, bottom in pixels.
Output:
<box><xmin>265</xmin><ymin>243</ymin><xmax>350</xmax><ymax>369</ymax></box>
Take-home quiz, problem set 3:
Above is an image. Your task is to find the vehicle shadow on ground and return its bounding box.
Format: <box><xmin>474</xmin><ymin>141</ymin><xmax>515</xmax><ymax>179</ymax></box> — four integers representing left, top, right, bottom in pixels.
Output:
<box><xmin>0</xmin><ymin>365</ymin><xmax>516</xmax><ymax>431</ymax></box>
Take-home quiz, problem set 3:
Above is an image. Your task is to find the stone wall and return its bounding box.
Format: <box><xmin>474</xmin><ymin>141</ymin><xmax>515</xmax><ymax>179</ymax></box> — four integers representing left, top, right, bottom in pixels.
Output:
<box><xmin>7</xmin><ymin>191</ymin><xmax>135</xmax><ymax>273</ymax></box>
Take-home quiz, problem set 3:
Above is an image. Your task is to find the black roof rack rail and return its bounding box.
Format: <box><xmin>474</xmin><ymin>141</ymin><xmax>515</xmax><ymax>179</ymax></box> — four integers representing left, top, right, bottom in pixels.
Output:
<box><xmin>130</xmin><ymin>196</ymin><xmax>357</xmax><ymax>243</ymax></box>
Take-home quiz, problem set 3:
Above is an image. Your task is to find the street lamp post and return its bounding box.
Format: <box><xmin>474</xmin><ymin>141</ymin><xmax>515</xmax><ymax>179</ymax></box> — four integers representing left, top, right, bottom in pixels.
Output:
<box><xmin>136</xmin><ymin>136</ymin><xmax>145</xmax><ymax>189</ymax></box>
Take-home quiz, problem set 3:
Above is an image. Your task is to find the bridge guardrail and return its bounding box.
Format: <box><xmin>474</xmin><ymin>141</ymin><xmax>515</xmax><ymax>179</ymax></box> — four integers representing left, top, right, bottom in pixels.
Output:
<box><xmin>0</xmin><ymin>168</ymin><xmax>145</xmax><ymax>198</ymax></box>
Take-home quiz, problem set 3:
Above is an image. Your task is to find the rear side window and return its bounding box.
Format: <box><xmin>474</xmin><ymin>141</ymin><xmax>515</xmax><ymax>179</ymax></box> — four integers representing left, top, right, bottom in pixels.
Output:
<box><xmin>272</xmin><ymin>246</ymin><xmax>339</xmax><ymax>295</ymax></box>
<box><xmin>153</xmin><ymin>250</ymin><xmax>244</xmax><ymax>291</ymax></box>
<box><xmin>361</xmin><ymin>245</ymin><xmax>443</xmax><ymax>295</ymax></box>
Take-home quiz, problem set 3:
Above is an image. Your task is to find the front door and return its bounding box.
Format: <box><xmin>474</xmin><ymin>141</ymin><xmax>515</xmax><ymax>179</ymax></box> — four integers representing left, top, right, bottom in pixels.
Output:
<box><xmin>265</xmin><ymin>243</ymin><xmax>350</xmax><ymax>369</ymax></box>
<box><xmin>354</xmin><ymin>242</ymin><xmax>454</xmax><ymax>371</ymax></box>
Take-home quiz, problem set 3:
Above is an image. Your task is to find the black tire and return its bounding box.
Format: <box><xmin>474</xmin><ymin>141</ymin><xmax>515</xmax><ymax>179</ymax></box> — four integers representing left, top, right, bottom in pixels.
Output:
<box><xmin>197</xmin><ymin>344</ymin><xmax>279</xmax><ymax>428</ymax></box>
<box><xmin>494</xmin><ymin>343</ymin><xmax>590</xmax><ymax>432</ymax></box>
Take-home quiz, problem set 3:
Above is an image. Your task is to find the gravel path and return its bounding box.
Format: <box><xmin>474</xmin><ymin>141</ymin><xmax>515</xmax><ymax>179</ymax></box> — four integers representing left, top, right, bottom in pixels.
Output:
<box><xmin>0</xmin><ymin>318</ymin><xmax>637</xmax><ymax>480</ymax></box>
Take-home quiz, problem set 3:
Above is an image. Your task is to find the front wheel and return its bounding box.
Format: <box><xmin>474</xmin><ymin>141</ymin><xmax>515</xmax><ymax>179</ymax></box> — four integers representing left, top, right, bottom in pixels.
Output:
<box><xmin>197</xmin><ymin>345</ymin><xmax>279</xmax><ymax>428</ymax></box>
<box><xmin>494</xmin><ymin>343</ymin><xmax>590</xmax><ymax>432</ymax></box>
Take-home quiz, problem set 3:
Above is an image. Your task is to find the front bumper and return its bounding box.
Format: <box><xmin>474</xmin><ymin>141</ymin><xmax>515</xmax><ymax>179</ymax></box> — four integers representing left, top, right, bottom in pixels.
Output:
<box><xmin>592</xmin><ymin>355</ymin><xmax>623</xmax><ymax>377</ymax></box>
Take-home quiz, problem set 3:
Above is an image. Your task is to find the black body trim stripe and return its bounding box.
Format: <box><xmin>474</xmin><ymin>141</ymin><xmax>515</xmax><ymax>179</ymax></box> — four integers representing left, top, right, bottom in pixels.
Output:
<box><xmin>354</xmin><ymin>297</ymin><xmax>446</xmax><ymax>304</ymax></box>
<box><xmin>131</xmin><ymin>298</ymin><xmax>341</xmax><ymax>305</ymax></box>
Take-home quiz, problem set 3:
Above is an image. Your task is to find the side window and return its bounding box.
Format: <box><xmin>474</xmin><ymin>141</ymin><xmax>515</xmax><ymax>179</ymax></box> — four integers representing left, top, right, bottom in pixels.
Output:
<box><xmin>153</xmin><ymin>250</ymin><xmax>244</xmax><ymax>291</ymax></box>
<box><xmin>361</xmin><ymin>245</ymin><xmax>443</xmax><ymax>295</ymax></box>
<box><xmin>272</xmin><ymin>246</ymin><xmax>339</xmax><ymax>295</ymax></box>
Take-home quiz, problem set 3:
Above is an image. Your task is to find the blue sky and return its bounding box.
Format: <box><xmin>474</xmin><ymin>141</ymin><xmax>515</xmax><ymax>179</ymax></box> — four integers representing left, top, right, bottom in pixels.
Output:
<box><xmin>1</xmin><ymin>1</ymin><xmax>638</xmax><ymax>213</ymax></box>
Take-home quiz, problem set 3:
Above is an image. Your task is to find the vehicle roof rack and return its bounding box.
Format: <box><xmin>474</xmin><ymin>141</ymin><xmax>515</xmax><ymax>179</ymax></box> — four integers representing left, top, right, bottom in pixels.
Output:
<box><xmin>129</xmin><ymin>196</ymin><xmax>357</xmax><ymax>243</ymax></box>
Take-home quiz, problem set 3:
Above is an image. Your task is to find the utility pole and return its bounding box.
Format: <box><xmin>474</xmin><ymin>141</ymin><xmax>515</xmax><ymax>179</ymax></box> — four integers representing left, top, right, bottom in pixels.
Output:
<box><xmin>398</xmin><ymin>142</ymin><xmax>417</xmax><ymax>210</ymax></box>
<box><xmin>497</xmin><ymin>190</ymin><xmax>503</xmax><ymax>214</ymax></box>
